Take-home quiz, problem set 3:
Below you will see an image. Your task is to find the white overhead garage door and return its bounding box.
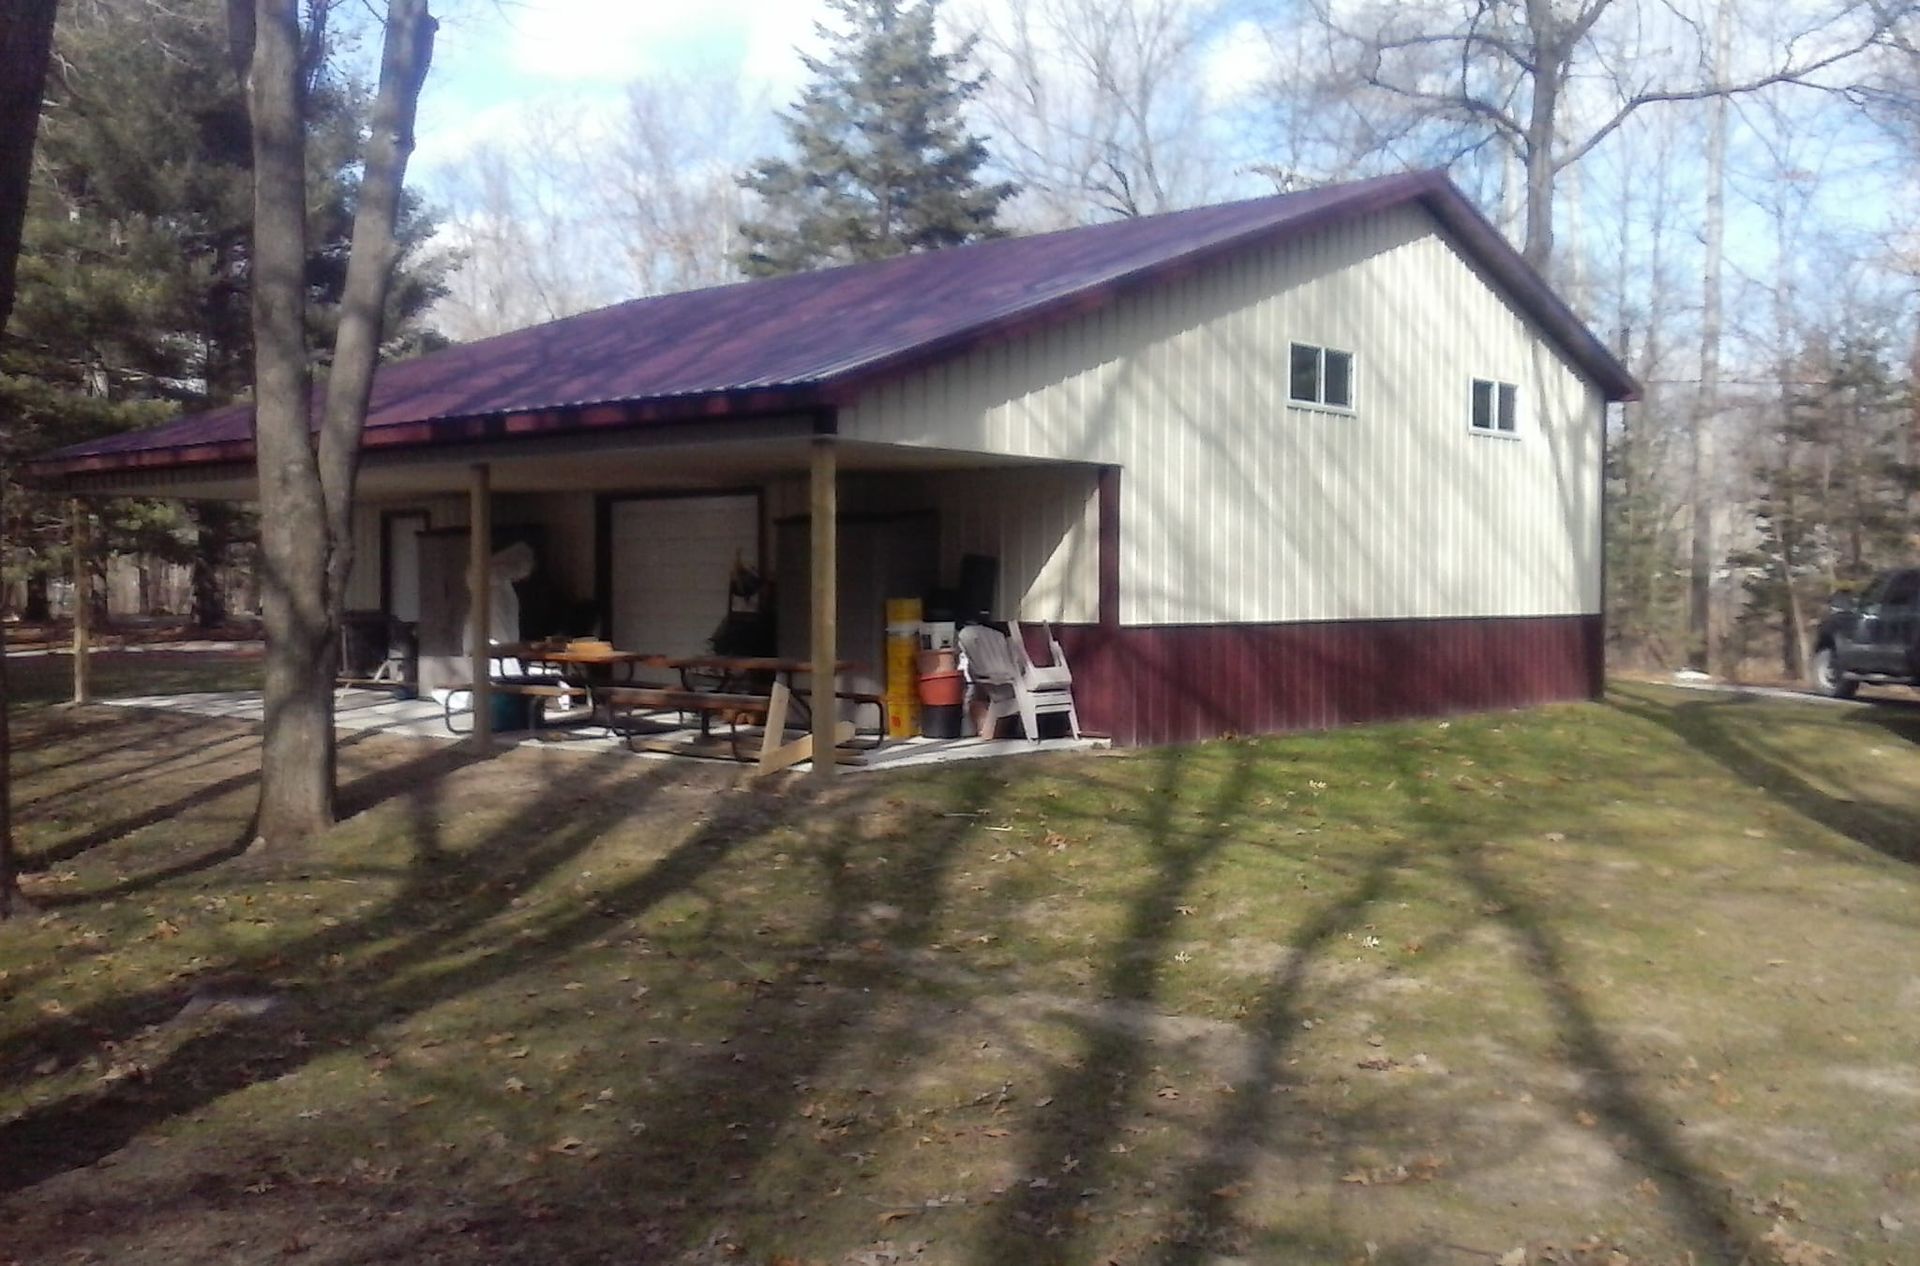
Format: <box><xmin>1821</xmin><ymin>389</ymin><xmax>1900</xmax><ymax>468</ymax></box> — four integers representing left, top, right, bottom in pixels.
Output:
<box><xmin>608</xmin><ymin>495</ymin><xmax>759</xmax><ymax>661</ymax></box>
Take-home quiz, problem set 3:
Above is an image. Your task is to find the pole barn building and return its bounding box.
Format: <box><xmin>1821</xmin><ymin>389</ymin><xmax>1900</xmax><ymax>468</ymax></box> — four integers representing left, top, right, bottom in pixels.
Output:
<box><xmin>31</xmin><ymin>169</ymin><xmax>1637</xmax><ymax>746</ymax></box>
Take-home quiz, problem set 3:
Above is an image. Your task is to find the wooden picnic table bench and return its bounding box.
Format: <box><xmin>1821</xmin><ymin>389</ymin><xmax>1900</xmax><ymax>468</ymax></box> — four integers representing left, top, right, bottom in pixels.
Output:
<box><xmin>786</xmin><ymin>686</ymin><xmax>888</xmax><ymax>747</ymax></box>
<box><xmin>598</xmin><ymin>685</ymin><xmax>774</xmax><ymax>758</ymax></box>
<box><xmin>442</xmin><ymin>678</ymin><xmax>593</xmax><ymax>734</ymax></box>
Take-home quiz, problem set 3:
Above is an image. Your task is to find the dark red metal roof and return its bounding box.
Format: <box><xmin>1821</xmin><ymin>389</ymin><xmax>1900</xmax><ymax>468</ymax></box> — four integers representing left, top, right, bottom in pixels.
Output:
<box><xmin>29</xmin><ymin>169</ymin><xmax>1637</xmax><ymax>477</ymax></box>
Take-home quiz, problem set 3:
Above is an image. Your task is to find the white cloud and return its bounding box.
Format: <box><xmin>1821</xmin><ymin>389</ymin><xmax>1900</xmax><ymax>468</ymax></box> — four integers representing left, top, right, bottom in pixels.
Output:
<box><xmin>1200</xmin><ymin>18</ymin><xmax>1269</xmax><ymax>108</ymax></box>
<box><xmin>414</xmin><ymin>0</ymin><xmax>823</xmax><ymax>173</ymax></box>
<box><xmin>486</xmin><ymin>0</ymin><xmax>819</xmax><ymax>89</ymax></box>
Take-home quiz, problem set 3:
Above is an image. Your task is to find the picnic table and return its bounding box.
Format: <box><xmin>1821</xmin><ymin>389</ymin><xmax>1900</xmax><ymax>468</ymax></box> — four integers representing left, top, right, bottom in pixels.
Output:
<box><xmin>441</xmin><ymin>642</ymin><xmax>660</xmax><ymax>734</ymax></box>
<box><xmin>484</xmin><ymin>643</ymin><xmax>878</xmax><ymax>763</ymax></box>
<box><xmin>499</xmin><ymin>642</ymin><xmax>660</xmax><ymax>679</ymax></box>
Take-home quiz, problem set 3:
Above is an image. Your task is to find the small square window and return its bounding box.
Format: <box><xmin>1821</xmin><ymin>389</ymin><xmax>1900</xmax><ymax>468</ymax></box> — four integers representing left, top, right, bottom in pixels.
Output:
<box><xmin>1289</xmin><ymin>342</ymin><xmax>1355</xmax><ymax>409</ymax></box>
<box><xmin>1471</xmin><ymin>378</ymin><xmax>1518</xmax><ymax>434</ymax></box>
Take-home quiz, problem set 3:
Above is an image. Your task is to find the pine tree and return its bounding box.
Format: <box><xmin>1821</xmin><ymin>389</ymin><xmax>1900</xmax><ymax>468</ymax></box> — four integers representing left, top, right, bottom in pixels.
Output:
<box><xmin>737</xmin><ymin>0</ymin><xmax>1016</xmax><ymax>276</ymax></box>
<box><xmin>0</xmin><ymin>0</ymin><xmax>451</xmax><ymax>627</ymax></box>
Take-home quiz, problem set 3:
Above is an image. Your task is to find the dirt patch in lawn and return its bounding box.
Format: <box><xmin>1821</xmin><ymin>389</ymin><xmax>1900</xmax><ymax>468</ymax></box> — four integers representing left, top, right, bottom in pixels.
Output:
<box><xmin>3</xmin><ymin>679</ymin><xmax>1920</xmax><ymax>1265</ymax></box>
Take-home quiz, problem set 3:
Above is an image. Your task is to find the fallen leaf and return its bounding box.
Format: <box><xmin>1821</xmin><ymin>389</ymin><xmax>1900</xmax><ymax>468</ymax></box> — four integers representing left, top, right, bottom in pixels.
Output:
<box><xmin>1760</xmin><ymin>1220</ymin><xmax>1835</xmax><ymax>1265</ymax></box>
<box><xmin>1499</xmin><ymin>1250</ymin><xmax>1527</xmax><ymax>1266</ymax></box>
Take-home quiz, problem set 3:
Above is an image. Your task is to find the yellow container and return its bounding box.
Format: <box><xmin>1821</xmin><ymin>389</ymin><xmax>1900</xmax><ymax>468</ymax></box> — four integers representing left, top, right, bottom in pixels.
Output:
<box><xmin>885</xmin><ymin>637</ymin><xmax>920</xmax><ymax>737</ymax></box>
<box><xmin>883</xmin><ymin>597</ymin><xmax>924</xmax><ymax>738</ymax></box>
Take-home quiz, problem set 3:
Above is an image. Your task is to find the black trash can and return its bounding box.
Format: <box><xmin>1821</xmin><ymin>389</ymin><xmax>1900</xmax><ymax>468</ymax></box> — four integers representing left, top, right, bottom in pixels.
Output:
<box><xmin>920</xmin><ymin>703</ymin><xmax>963</xmax><ymax>739</ymax></box>
<box><xmin>339</xmin><ymin>611</ymin><xmax>388</xmax><ymax>678</ymax></box>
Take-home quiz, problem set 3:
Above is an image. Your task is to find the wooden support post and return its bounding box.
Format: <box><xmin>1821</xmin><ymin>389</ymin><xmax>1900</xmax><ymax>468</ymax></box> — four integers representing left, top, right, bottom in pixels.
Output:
<box><xmin>810</xmin><ymin>437</ymin><xmax>837</xmax><ymax>785</ymax></box>
<box><xmin>70</xmin><ymin>498</ymin><xmax>91</xmax><ymax>706</ymax></box>
<box><xmin>469</xmin><ymin>463</ymin><xmax>492</xmax><ymax>752</ymax></box>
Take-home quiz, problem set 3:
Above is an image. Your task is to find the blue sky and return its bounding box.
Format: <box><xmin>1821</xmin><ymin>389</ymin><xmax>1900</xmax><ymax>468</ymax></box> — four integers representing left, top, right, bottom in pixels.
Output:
<box><xmin>411</xmin><ymin>0</ymin><xmax>822</xmax><ymax>174</ymax></box>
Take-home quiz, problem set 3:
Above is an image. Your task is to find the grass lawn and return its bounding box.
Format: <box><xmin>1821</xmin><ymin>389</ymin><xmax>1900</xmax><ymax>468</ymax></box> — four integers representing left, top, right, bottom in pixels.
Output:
<box><xmin>2</xmin><ymin>662</ymin><xmax>1918</xmax><ymax>1265</ymax></box>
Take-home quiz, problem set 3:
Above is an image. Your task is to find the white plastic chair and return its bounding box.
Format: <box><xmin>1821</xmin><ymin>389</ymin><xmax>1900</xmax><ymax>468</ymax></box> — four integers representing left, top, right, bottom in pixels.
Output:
<box><xmin>1007</xmin><ymin>621</ymin><xmax>1080</xmax><ymax>740</ymax></box>
<box><xmin>958</xmin><ymin>622</ymin><xmax>1080</xmax><ymax>741</ymax></box>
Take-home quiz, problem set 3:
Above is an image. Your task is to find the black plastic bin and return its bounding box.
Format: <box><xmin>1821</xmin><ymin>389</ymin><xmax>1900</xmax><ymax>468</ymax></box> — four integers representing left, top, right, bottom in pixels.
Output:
<box><xmin>920</xmin><ymin>703</ymin><xmax>963</xmax><ymax>739</ymax></box>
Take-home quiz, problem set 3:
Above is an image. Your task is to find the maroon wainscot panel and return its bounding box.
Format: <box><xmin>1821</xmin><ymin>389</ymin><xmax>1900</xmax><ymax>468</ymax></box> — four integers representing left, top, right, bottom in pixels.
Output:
<box><xmin>1052</xmin><ymin>614</ymin><xmax>1603</xmax><ymax>746</ymax></box>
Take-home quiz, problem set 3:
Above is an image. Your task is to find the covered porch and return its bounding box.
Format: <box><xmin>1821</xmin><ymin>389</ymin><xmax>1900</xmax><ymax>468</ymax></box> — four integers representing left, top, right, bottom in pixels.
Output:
<box><xmin>61</xmin><ymin>415</ymin><xmax>1111</xmax><ymax>775</ymax></box>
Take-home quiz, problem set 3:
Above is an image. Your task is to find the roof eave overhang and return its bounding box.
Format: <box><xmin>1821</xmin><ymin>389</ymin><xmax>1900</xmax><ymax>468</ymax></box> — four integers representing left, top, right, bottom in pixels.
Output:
<box><xmin>1412</xmin><ymin>186</ymin><xmax>1641</xmax><ymax>403</ymax></box>
<box><xmin>23</xmin><ymin>384</ymin><xmax>837</xmax><ymax>484</ymax></box>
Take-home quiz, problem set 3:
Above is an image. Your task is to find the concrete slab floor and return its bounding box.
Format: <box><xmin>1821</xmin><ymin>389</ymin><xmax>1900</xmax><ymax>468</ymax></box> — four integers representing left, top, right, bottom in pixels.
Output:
<box><xmin>99</xmin><ymin>689</ymin><xmax>1108</xmax><ymax>772</ymax></box>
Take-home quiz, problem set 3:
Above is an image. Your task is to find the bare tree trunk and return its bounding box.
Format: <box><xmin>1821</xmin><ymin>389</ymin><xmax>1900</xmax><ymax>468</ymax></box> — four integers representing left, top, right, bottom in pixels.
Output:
<box><xmin>240</xmin><ymin>0</ymin><xmax>333</xmax><ymax>843</ymax></box>
<box><xmin>189</xmin><ymin>504</ymin><xmax>234</xmax><ymax>629</ymax></box>
<box><xmin>1521</xmin><ymin>38</ymin><xmax>1561</xmax><ymax>270</ymax></box>
<box><xmin>0</xmin><ymin>0</ymin><xmax>57</xmax><ymax>324</ymax></box>
<box><xmin>0</xmin><ymin>482</ymin><xmax>20</xmax><ymax>921</ymax></box>
<box><xmin>316</xmin><ymin>0</ymin><xmax>436</xmax><ymax>608</ymax></box>
<box><xmin>0</xmin><ymin>0</ymin><xmax>60</xmax><ymax>921</ymax></box>
<box><xmin>1687</xmin><ymin>0</ymin><xmax>1732</xmax><ymax>672</ymax></box>
<box><xmin>235</xmin><ymin>0</ymin><xmax>435</xmax><ymax>847</ymax></box>
<box><xmin>191</xmin><ymin>553</ymin><xmax>227</xmax><ymax>629</ymax></box>
<box><xmin>23</xmin><ymin>573</ymin><xmax>48</xmax><ymax>623</ymax></box>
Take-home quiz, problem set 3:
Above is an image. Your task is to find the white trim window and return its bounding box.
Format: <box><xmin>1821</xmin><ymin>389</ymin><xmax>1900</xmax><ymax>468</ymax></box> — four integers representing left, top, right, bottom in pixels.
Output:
<box><xmin>1470</xmin><ymin>378</ymin><xmax>1519</xmax><ymax>435</ymax></box>
<box><xmin>1289</xmin><ymin>342</ymin><xmax>1355</xmax><ymax>410</ymax></box>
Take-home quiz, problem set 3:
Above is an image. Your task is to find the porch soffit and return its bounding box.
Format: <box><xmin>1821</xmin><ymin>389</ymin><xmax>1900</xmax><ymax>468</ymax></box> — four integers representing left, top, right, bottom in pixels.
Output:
<box><xmin>55</xmin><ymin>431</ymin><xmax>1096</xmax><ymax>503</ymax></box>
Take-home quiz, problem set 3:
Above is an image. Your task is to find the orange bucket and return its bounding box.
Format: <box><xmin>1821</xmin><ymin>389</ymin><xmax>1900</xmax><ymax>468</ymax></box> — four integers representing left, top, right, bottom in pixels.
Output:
<box><xmin>917</xmin><ymin>669</ymin><xmax>965</xmax><ymax>707</ymax></box>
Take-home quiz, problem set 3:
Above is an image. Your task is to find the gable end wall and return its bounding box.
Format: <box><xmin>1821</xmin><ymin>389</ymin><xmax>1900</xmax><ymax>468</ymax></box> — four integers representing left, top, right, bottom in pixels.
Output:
<box><xmin>841</xmin><ymin>203</ymin><xmax>1604</xmax><ymax>629</ymax></box>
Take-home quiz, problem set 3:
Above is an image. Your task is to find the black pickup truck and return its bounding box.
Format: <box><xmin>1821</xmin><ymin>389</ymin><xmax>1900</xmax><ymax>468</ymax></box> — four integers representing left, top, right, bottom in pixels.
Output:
<box><xmin>1812</xmin><ymin>568</ymin><xmax>1920</xmax><ymax>698</ymax></box>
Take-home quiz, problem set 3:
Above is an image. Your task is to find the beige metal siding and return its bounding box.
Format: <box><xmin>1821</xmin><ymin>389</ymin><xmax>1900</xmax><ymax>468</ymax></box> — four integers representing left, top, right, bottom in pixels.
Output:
<box><xmin>842</xmin><ymin>204</ymin><xmax>1604</xmax><ymax>625</ymax></box>
<box><xmin>766</xmin><ymin>466</ymin><xmax>1098</xmax><ymax>622</ymax></box>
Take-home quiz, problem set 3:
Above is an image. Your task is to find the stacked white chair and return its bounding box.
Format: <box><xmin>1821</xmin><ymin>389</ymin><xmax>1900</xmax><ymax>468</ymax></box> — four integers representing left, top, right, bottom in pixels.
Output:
<box><xmin>958</xmin><ymin>621</ymin><xmax>1081</xmax><ymax>741</ymax></box>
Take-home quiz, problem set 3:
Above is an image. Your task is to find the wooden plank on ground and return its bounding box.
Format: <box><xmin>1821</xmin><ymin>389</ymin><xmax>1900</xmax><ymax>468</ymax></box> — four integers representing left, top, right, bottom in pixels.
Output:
<box><xmin>755</xmin><ymin>716</ymin><xmax>857</xmax><ymax>777</ymax></box>
<box><xmin>757</xmin><ymin>681</ymin><xmax>792</xmax><ymax>774</ymax></box>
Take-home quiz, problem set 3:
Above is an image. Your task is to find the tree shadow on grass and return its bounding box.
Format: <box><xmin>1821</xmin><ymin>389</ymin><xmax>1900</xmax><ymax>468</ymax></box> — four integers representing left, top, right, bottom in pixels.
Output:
<box><xmin>1609</xmin><ymin>690</ymin><xmax>1920</xmax><ymax>867</ymax></box>
<box><xmin>12</xmin><ymin>728</ymin><xmax>258</xmax><ymax>814</ymax></box>
<box><xmin>1147</xmin><ymin>839</ymin><xmax>1414</xmax><ymax>1265</ymax></box>
<box><xmin>25</xmin><ymin>737</ymin><xmax>489</xmax><ymax>910</ymax></box>
<box><xmin>0</xmin><ymin>750</ymin><xmax>766</xmax><ymax>1196</ymax></box>
<box><xmin>969</xmin><ymin>745</ymin><xmax>1262</xmax><ymax>1263</ymax></box>
<box><xmin>14</xmin><ymin>725</ymin><xmax>460</xmax><ymax>902</ymax></box>
<box><xmin>1418</xmin><ymin>722</ymin><xmax>1761</xmax><ymax>1265</ymax></box>
<box><xmin>10</xmin><ymin>713</ymin><xmax>253</xmax><ymax>796</ymax></box>
<box><xmin>477</xmin><ymin>764</ymin><xmax>1003</xmax><ymax>1263</ymax></box>
<box><xmin>1442</xmin><ymin>842</ymin><xmax>1756</xmax><ymax>1264</ymax></box>
<box><xmin>1138</xmin><ymin>722</ymin><xmax>1768</xmax><ymax>1266</ymax></box>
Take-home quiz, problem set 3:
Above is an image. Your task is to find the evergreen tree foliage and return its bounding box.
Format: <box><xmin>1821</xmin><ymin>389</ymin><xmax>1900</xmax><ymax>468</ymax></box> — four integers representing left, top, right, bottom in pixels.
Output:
<box><xmin>1733</xmin><ymin>330</ymin><xmax>1918</xmax><ymax>673</ymax></box>
<box><xmin>0</xmin><ymin>0</ymin><xmax>451</xmax><ymax>624</ymax></box>
<box><xmin>737</xmin><ymin>0</ymin><xmax>1016</xmax><ymax>276</ymax></box>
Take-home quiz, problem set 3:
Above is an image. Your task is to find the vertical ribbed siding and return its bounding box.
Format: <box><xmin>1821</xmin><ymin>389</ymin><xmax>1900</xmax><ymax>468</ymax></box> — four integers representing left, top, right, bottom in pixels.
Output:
<box><xmin>343</xmin><ymin>503</ymin><xmax>384</xmax><ymax>610</ymax></box>
<box><xmin>841</xmin><ymin>204</ymin><xmax>1604</xmax><ymax>627</ymax></box>
<box><xmin>1053</xmin><ymin>614</ymin><xmax>1602</xmax><ymax>745</ymax></box>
